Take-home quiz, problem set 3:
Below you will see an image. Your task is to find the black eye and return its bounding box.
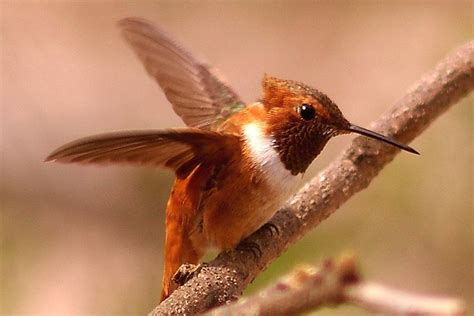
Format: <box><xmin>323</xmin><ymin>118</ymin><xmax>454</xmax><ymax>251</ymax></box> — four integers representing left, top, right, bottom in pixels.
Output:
<box><xmin>298</xmin><ymin>103</ymin><xmax>316</xmax><ymax>121</ymax></box>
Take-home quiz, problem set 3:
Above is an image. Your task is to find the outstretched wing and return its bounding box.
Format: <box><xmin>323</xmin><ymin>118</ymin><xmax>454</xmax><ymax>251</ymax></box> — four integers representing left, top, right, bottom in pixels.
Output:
<box><xmin>45</xmin><ymin>129</ymin><xmax>238</xmax><ymax>179</ymax></box>
<box><xmin>118</xmin><ymin>17</ymin><xmax>245</xmax><ymax>130</ymax></box>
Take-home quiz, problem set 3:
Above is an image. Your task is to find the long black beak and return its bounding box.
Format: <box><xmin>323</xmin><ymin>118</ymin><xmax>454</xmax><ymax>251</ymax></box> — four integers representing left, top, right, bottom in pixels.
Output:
<box><xmin>348</xmin><ymin>124</ymin><xmax>419</xmax><ymax>155</ymax></box>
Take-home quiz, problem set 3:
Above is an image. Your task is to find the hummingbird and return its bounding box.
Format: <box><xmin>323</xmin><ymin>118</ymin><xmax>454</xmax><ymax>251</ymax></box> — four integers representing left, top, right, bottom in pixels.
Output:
<box><xmin>46</xmin><ymin>17</ymin><xmax>418</xmax><ymax>301</ymax></box>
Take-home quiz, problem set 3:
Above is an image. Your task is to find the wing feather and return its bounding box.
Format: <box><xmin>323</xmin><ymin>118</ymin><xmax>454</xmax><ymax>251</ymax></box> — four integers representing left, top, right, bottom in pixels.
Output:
<box><xmin>46</xmin><ymin>129</ymin><xmax>238</xmax><ymax>179</ymax></box>
<box><xmin>118</xmin><ymin>17</ymin><xmax>245</xmax><ymax>130</ymax></box>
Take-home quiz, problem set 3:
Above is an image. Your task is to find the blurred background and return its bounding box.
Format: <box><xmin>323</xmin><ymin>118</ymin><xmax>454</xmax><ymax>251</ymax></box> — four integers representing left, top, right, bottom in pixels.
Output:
<box><xmin>1</xmin><ymin>1</ymin><xmax>472</xmax><ymax>315</ymax></box>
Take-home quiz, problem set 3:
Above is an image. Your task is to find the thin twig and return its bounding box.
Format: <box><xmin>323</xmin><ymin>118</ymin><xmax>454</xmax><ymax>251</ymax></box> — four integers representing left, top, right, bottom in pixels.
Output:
<box><xmin>151</xmin><ymin>41</ymin><xmax>474</xmax><ymax>315</ymax></box>
<box><xmin>346</xmin><ymin>282</ymin><xmax>465</xmax><ymax>316</ymax></box>
<box><xmin>206</xmin><ymin>256</ymin><xmax>357</xmax><ymax>316</ymax></box>
<box><xmin>205</xmin><ymin>256</ymin><xmax>465</xmax><ymax>316</ymax></box>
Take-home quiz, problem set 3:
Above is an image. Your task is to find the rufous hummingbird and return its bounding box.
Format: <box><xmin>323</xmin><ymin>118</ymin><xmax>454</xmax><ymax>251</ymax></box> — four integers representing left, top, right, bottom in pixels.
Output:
<box><xmin>46</xmin><ymin>17</ymin><xmax>418</xmax><ymax>301</ymax></box>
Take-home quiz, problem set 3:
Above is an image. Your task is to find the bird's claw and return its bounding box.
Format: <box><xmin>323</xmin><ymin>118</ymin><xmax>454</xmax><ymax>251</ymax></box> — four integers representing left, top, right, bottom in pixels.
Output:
<box><xmin>261</xmin><ymin>222</ymin><xmax>280</xmax><ymax>237</ymax></box>
<box><xmin>172</xmin><ymin>262</ymin><xmax>207</xmax><ymax>286</ymax></box>
<box><xmin>236</xmin><ymin>241</ymin><xmax>262</xmax><ymax>260</ymax></box>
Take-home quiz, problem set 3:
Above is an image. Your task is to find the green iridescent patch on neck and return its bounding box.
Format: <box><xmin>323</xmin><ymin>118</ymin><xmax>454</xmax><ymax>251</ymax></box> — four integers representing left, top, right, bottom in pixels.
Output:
<box><xmin>212</xmin><ymin>102</ymin><xmax>246</xmax><ymax>128</ymax></box>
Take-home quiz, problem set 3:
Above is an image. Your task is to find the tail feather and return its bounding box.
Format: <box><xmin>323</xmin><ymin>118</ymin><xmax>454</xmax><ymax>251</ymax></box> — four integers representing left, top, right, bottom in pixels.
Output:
<box><xmin>160</xmin><ymin>220</ymin><xmax>201</xmax><ymax>301</ymax></box>
<box><xmin>160</xmin><ymin>176</ymin><xmax>205</xmax><ymax>302</ymax></box>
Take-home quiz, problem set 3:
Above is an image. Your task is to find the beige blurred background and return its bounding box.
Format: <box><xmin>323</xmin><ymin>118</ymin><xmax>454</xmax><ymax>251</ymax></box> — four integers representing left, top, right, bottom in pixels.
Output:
<box><xmin>1</xmin><ymin>1</ymin><xmax>472</xmax><ymax>315</ymax></box>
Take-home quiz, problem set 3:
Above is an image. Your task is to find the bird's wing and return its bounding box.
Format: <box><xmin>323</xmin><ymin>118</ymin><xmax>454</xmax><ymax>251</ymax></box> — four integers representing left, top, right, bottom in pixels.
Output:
<box><xmin>118</xmin><ymin>17</ymin><xmax>245</xmax><ymax>130</ymax></box>
<box><xmin>45</xmin><ymin>129</ymin><xmax>238</xmax><ymax>179</ymax></box>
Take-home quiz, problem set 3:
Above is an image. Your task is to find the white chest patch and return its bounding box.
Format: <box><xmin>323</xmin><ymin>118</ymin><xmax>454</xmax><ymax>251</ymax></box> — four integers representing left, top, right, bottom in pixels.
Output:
<box><xmin>243</xmin><ymin>123</ymin><xmax>300</xmax><ymax>197</ymax></box>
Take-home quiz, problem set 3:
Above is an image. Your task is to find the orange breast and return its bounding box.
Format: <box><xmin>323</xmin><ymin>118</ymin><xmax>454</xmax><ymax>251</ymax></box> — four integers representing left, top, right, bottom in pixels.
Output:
<box><xmin>198</xmin><ymin>159</ymin><xmax>274</xmax><ymax>250</ymax></box>
<box><xmin>161</xmin><ymin>103</ymin><xmax>298</xmax><ymax>300</ymax></box>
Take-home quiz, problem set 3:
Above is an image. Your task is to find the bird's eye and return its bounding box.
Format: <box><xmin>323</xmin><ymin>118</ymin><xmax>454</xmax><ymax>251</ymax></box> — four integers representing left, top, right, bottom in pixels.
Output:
<box><xmin>298</xmin><ymin>103</ymin><xmax>316</xmax><ymax>121</ymax></box>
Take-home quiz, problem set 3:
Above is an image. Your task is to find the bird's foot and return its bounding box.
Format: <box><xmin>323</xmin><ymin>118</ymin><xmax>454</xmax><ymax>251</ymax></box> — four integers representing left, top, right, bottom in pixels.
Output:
<box><xmin>173</xmin><ymin>262</ymin><xmax>208</xmax><ymax>286</ymax></box>
<box><xmin>236</xmin><ymin>240</ymin><xmax>262</xmax><ymax>260</ymax></box>
<box><xmin>261</xmin><ymin>222</ymin><xmax>280</xmax><ymax>237</ymax></box>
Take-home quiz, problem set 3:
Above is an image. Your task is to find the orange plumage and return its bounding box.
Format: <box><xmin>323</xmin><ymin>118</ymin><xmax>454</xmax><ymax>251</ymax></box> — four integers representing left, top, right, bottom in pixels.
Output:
<box><xmin>46</xmin><ymin>17</ymin><xmax>418</xmax><ymax>303</ymax></box>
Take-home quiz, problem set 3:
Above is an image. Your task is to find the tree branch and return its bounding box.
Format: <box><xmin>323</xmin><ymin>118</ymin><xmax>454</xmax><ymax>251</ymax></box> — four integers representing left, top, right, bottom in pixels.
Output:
<box><xmin>205</xmin><ymin>256</ymin><xmax>465</xmax><ymax>316</ymax></box>
<box><xmin>150</xmin><ymin>41</ymin><xmax>474</xmax><ymax>315</ymax></box>
<box><xmin>346</xmin><ymin>282</ymin><xmax>465</xmax><ymax>316</ymax></box>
